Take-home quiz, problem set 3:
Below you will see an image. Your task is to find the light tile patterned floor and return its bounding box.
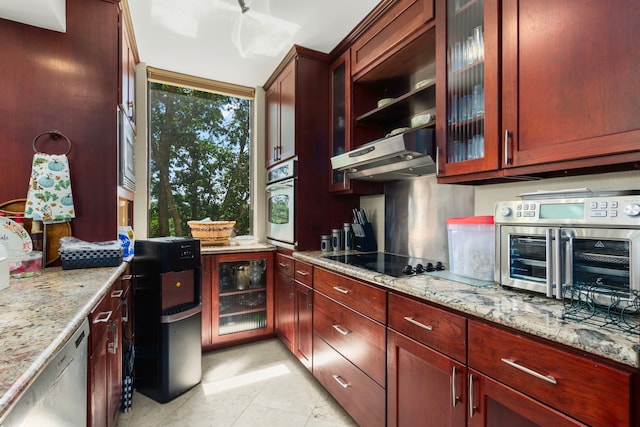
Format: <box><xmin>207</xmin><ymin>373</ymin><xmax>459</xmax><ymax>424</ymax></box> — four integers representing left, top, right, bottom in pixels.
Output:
<box><xmin>116</xmin><ymin>339</ymin><xmax>357</xmax><ymax>427</ymax></box>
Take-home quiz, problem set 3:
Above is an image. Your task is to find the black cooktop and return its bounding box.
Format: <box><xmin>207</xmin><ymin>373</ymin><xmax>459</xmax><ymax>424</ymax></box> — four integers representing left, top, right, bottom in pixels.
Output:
<box><xmin>323</xmin><ymin>252</ymin><xmax>445</xmax><ymax>277</ymax></box>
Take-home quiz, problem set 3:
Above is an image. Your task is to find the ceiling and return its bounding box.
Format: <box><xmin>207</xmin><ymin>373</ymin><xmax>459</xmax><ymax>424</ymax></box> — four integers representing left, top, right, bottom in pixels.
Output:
<box><xmin>128</xmin><ymin>0</ymin><xmax>381</xmax><ymax>88</ymax></box>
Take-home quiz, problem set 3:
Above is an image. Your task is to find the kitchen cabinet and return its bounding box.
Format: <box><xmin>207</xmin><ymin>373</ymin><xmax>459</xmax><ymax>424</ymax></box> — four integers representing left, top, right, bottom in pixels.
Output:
<box><xmin>387</xmin><ymin>293</ymin><xmax>467</xmax><ymax>427</ymax></box>
<box><xmin>436</xmin><ymin>0</ymin><xmax>640</xmax><ymax>183</ymax></box>
<box><xmin>88</xmin><ymin>279</ymin><xmax>124</xmax><ymax>427</ymax></box>
<box><xmin>120</xmin><ymin>3</ymin><xmax>138</xmax><ymax>128</ymax></box>
<box><xmin>468</xmin><ymin>320</ymin><xmax>634</xmax><ymax>427</ymax></box>
<box><xmin>201</xmin><ymin>252</ymin><xmax>274</xmax><ymax>350</ymax></box>
<box><xmin>274</xmin><ymin>252</ymin><xmax>295</xmax><ymax>352</ymax></box>
<box><xmin>350</xmin><ymin>0</ymin><xmax>435</xmax><ymax>78</ymax></box>
<box><xmin>312</xmin><ymin>267</ymin><xmax>387</xmax><ymax>426</ymax></box>
<box><xmin>265</xmin><ymin>60</ymin><xmax>295</xmax><ymax>167</ymax></box>
<box><xmin>293</xmin><ymin>260</ymin><xmax>314</xmax><ymax>371</ymax></box>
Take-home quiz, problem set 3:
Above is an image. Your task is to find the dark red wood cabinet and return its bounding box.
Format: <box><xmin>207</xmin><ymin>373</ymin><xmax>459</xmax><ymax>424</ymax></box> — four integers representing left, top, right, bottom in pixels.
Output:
<box><xmin>436</xmin><ymin>0</ymin><xmax>640</xmax><ymax>183</ymax></box>
<box><xmin>293</xmin><ymin>260</ymin><xmax>314</xmax><ymax>371</ymax></box>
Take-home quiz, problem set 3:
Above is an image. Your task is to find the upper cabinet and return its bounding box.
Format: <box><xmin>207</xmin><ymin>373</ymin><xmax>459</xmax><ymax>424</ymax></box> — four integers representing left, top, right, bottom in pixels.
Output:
<box><xmin>436</xmin><ymin>0</ymin><xmax>640</xmax><ymax>183</ymax></box>
<box><xmin>120</xmin><ymin>2</ymin><xmax>138</xmax><ymax>128</ymax></box>
<box><xmin>265</xmin><ymin>59</ymin><xmax>296</xmax><ymax>167</ymax></box>
<box><xmin>329</xmin><ymin>0</ymin><xmax>436</xmax><ymax>193</ymax></box>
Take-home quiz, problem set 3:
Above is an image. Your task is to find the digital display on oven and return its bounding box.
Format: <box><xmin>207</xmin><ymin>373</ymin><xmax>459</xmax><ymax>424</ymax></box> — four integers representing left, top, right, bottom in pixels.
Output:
<box><xmin>539</xmin><ymin>203</ymin><xmax>584</xmax><ymax>220</ymax></box>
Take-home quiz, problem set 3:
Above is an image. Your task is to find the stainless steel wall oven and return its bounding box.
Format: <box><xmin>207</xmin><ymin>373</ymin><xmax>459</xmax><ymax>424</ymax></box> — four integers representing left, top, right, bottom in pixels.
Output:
<box><xmin>265</xmin><ymin>159</ymin><xmax>296</xmax><ymax>248</ymax></box>
<box><xmin>495</xmin><ymin>191</ymin><xmax>640</xmax><ymax>309</ymax></box>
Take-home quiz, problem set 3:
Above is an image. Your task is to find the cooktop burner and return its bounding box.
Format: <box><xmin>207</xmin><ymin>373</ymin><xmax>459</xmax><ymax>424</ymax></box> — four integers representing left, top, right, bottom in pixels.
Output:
<box><xmin>323</xmin><ymin>252</ymin><xmax>445</xmax><ymax>278</ymax></box>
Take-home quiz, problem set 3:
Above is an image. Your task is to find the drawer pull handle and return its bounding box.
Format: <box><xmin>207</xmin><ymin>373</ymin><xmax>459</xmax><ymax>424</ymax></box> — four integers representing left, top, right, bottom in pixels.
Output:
<box><xmin>121</xmin><ymin>274</ymin><xmax>133</xmax><ymax>281</ymax></box>
<box><xmin>332</xmin><ymin>286</ymin><xmax>350</xmax><ymax>295</ymax></box>
<box><xmin>501</xmin><ymin>358</ymin><xmax>557</xmax><ymax>384</ymax></box>
<box><xmin>278</xmin><ymin>262</ymin><xmax>288</xmax><ymax>268</ymax></box>
<box><xmin>404</xmin><ymin>316</ymin><xmax>433</xmax><ymax>331</ymax></box>
<box><xmin>295</xmin><ymin>270</ymin><xmax>309</xmax><ymax>276</ymax></box>
<box><xmin>469</xmin><ymin>374</ymin><xmax>475</xmax><ymax>418</ymax></box>
<box><xmin>332</xmin><ymin>324</ymin><xmax>350</xmax><ymax>336</ymax></box>
<box><xmin>332</xmin><ymin>374</ymin><xmax>350</xmax><ymax>389</ymax></box>
<box><xmin>94</xmin><ymin>310</ymin><xmax>113</xmax><ymax>324</ymax></box>
<box><xmin>111</xmin><ymin>290</ymin><xmax>124</xmax><ymax>298</ymax></box>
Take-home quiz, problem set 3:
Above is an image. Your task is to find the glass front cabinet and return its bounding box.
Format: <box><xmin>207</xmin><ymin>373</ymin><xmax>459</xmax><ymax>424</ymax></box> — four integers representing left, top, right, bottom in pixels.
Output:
<box><xmin>202</xmin><ymin>252</ymin><xmax>274</xmax><ymax>348</ymax></box>
<box><xmin>436</xmin><ymin>0</ymin><xmax>500</xmax><ymax>181</ymax></box>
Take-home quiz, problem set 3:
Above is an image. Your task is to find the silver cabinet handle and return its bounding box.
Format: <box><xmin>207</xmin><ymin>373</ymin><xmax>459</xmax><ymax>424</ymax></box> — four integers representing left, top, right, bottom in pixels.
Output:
<box><xmin>295</xmin><ymin>270</ymin><xmax>309</xmax><ymax>276</ymax></box>
<box><xmin>469</xmin><ymin>373</ymin><xmax>475</xmax><ymax>418</ymax></box>
<box><xmin>278</xmin><ymin>262</ymin><xmax>288</xmax><ymax>268</ymax></box>
<box><xmin>332</xmin><ymin>374</ymin><xmax>350</xmax><ymax>389</ymax></box>
<box><xmin>111</xmin><ymin>289</ymin><xmax>124</xmax><ymax>298</ymax></box>
<box><xmin>332</xmin><ymin>286</ymin><xmax>350</xmax><ymax>294</ymax></box>
<box><xmin>121</xmin><ymin>274</ymin><xmax>133</xmax><ymax>281</ymax></box>
<box><xmin>332</xmin><ymin>324</ymin><xmax>350</xmax><ymax>336</ymax></box>
<box><xmin>451</xmin><ymin>366</ymin><xmax>458</xmax><ymax>407</ymax></box>
<box><xmin>94</xmin><ymin>310</ymin><xmax>113</xmax><ymax>324</ymax></box>
<box><xmin>436</xmin><ymin>146</ymin><xmax>441</xmax><ymax>175</ymax></box>
<box><xmin>404</xmin><ymin>316</ymin><xmax>433</xmax><ymax>331</ymax></box>
<box><xmin>108</xmin><ymin>321</ymin><xmax>119</xmax><ymax>355</ymax></box>
<box><xmin>501</xmin><ymin>358</ymin><xmax>557</xmax><ymax>384</ymax></box>
<box><xmin>504</xmin><ymin>129</ymin><xmax>511</xmax><ymax>165</ymax></box>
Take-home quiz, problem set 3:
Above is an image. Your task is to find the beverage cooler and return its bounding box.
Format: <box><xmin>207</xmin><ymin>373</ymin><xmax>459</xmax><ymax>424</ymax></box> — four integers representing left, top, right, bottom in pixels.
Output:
<box><xmin>132</xmin><ymin>237</ymin><xmax>202</xmax><ymax>403</ymax></box>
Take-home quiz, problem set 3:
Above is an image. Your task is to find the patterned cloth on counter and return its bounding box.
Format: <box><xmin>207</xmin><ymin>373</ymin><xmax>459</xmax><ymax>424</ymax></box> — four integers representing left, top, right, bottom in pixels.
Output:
<box><xmin>25</xmin><ymin>153</ymin><xmax>76</xmax><ymax>223</ymax></box>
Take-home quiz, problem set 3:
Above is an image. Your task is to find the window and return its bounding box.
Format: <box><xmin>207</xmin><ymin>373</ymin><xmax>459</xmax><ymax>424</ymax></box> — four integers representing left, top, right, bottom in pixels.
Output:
<box><xmin>147</xmin><ymin>68</ymin><xmax>254</xmax><ymax>238</ymax></box>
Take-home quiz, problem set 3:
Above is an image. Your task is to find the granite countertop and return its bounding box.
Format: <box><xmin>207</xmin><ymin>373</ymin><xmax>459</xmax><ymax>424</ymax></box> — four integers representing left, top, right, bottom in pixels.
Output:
<box><xmin>0</xmin><ymin>264</ymin><xmax>128</xmax><ymax>421</ymax></box>
<box><xmin>200</xmin><ymin>242</ymin><xmax>276</xmax><ymax>255</ymax></box>
<box><xmin>294</xmin><ymin>251</ymin><xmax>639</xmax><ymax>369</ymax></box>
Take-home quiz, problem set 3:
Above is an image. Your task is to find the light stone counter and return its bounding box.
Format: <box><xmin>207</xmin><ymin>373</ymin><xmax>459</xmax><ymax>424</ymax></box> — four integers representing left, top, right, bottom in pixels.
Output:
<box><xmin>200</xmin><ymin>242</ymin><xmax>276</xmax><ymax>255</ymax></box>
<box><xmin>294</xmin><ymin>251</ymin><xmax>639</xmax><ymax>369</ymax></box>
<box><xmin>0</xmin><ymin>264</ymin><xmax>128</xmax><ymax>421</ymax></box>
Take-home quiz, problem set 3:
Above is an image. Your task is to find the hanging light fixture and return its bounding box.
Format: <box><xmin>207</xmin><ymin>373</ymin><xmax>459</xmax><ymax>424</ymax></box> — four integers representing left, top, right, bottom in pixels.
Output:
<box><xmin>238</xmin><ymin>0</ymin><xmax>249</xmax><ymax>14</ymax></box>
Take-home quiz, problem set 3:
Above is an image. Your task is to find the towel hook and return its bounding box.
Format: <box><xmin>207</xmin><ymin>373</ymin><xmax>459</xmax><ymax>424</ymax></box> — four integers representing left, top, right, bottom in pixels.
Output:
<box><xmin>32</xmin><ymin>130</ymin><xmax>72</xmax><ymax>155</ymax></box>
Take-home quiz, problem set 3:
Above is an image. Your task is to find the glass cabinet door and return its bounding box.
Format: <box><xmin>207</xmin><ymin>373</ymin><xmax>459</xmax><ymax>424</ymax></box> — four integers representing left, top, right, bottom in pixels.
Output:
<box><xmin>437</xmin><ymin>0</ymin><xmax>499</xmax><ymax>179</ymax></box>
<box><xmin>329</xmin><ymin>51</ymin><xmax>350</xmax><ymax>192</ymax></box>
<box><xmin>217</xmin><ymin>258</ymin><xmax>268</xmax><ymax>335</ymax></box>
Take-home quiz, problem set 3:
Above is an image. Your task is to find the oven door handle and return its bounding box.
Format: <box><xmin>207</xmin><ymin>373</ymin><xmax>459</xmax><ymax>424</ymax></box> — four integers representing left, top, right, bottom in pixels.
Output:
<box><xmin>265</xmin><ymin>179</ymin><xmax>294</xmax><ymax>192</ymax></box>
<box><xmin>545</xmin><ymin>228</ymin><xmax>554</xmax><ymax>298</ymax></box>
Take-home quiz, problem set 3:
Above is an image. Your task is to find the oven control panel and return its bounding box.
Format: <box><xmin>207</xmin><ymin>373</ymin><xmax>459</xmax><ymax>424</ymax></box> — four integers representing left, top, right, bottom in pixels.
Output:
<box><xmin>495</xmin><ymin>195</ymin><xmax>640</xmax><ymax>227</ymax></box>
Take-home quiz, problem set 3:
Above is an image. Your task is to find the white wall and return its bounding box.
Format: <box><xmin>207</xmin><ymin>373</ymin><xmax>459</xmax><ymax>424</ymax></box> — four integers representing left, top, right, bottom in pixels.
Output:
<box><xmin>475</xmin><ymin>170</ymin><xmax>640</xmax><ymax>215</ymax></box>
<box><xmin>252</xmin><ymin>87</ymin><xmax>266</xmax><ymax>241</ymax></box>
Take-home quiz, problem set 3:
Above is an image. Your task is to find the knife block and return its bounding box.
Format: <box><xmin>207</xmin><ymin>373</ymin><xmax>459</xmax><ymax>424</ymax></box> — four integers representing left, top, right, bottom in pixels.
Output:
<box><xmin>353</xmin><ymin>222</ymin><xmax>377</xmax><ymax>252</ymax></box>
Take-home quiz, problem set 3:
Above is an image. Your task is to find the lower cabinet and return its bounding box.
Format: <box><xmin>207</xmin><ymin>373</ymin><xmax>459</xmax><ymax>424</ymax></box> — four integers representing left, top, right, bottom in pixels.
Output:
<box><xmin>293</xmin><ymin>281</ymin><xmax>313</xmax><ymax>370</ymax></box>
<box><xmin>201</xmin><ymin>251</ymin><xmax>274</xmax><ymax>349</ymax></box>
<box><xmin>274</xmin><ymin>253</ymin><xmax>295</xmax><ymax>351</ymax></box>
<box><xmin>88</xmin><ymin>278</ymin><xmax>124</xmax><ymax>427</ymax></box>
<box><xmin>387</xmin><ymin>329</ymin><xmax>467</xmax><ymax>427</ymax></box>
<box><xmin>313</xmin><ymin>333</ymin><xmax>386</xmax><ymax>427</ymax></box>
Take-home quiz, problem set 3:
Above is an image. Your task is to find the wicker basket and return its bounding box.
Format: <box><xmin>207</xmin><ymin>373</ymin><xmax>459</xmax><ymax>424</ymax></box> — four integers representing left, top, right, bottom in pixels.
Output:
<box><xmin>187</xmin><ymin>220</ymin><xmax>236</xmax><ymax>241</ymax></box>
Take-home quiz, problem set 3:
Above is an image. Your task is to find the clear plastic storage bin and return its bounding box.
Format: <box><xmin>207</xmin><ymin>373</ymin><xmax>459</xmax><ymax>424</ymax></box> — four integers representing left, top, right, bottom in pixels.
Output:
<box><xmin>446</xmin><ymin>216</ymin><xmax>495</xmax><ymax>281</ymax></box>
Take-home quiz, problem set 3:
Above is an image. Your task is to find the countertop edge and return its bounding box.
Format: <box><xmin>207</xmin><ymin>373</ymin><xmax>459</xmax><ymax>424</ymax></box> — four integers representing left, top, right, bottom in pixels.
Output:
<box><xmin>294</xmin><ymin>251</ymin><xmax>639</xmax><ymax>369</ymax></box>
<box><xmin>0</xmin><ymin>262</ymin><xmax>128</xmax><ymax>421</ymax></box>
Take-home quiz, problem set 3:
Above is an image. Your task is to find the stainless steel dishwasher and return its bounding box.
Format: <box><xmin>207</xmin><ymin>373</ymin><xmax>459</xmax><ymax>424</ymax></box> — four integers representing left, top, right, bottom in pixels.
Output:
<box><xmin>0</xmin><ymin>318</ymin><xmax>90</xmax><ymax>427</ymax></box>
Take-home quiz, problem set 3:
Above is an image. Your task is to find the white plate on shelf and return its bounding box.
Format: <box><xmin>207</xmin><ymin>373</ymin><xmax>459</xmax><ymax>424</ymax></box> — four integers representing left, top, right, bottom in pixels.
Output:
<box><xmin>386</xmin><ymin>127</ymin><xmax>410</xmax><ymax>137</ymax></box>
<box><xmin>0</xmin><ymin>217</ymin><xmax>32</xmax><ymax>256</ymax></box>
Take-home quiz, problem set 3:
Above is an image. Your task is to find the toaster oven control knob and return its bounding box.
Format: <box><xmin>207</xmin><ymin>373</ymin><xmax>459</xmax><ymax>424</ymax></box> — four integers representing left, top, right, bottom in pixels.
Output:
<box><xmin>623</xmin><ymin>203</ymin><xmax>640</xmax><ymax>217</ymax></box>
<box><xmin>499</xmin><ymin>206</ymin><xmax>513</xmax><ymax>217</ymax></box>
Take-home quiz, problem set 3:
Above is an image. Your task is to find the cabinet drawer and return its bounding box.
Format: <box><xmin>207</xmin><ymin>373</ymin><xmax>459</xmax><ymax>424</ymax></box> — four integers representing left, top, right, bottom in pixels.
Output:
<box><xmin>468</xmin><ymin>320</ymin><xmax>633</xmax><ymax>427</ymax></box>
<box><xmin>388</xmin><ymin>292</ymin><xmax>466</xmax><ymax>362</ymax></box>
<box><xmin>275</xmin><ymin>253</ymin><xmax>294</xmax><ymax>277</ymax></box>
<box><xmin>314</xmin><ymin>267</ymin><xmax>387</xmax><ymax>323</ymax></box>
<box><xmin>313</xmin><ymin>333</ymin><xmax>385</xmax><ymax>427</ymax></box>
<box><xmin>351</xmin><ymin>0</ymin><xmax>434</xmax><ymax>77</ymax></box>
<box><xmin>89</xmin><ymin>286</ymin><xmax>122</xmax><ymax>354</ymax></box>
<box><xmin>294</xmin><ymin>260</ymin><xmax>313</xmax><ymax>287</ymax></box>
<box><xmin>314</xmin><ymin>292</ymin><xmax>386</xmax><ymax>386</ymax></box>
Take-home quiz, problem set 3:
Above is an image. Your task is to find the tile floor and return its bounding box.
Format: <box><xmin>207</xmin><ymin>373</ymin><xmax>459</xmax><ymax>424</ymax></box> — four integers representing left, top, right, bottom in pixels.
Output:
<box><xmin>116</xmin><ymin>339</ymin><xmax>358</xmax><ymax>427</ymax></box>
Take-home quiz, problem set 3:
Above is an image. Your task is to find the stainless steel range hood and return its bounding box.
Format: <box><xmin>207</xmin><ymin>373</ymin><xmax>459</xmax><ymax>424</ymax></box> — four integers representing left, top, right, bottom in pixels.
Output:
<box><xmin>331</xmin><ymin>128</ymin><xmax>435</xmax><ymax>181</ymax></box>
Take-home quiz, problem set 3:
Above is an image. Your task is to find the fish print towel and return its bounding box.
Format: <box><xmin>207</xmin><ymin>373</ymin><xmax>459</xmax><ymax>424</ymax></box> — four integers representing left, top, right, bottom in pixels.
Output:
<box><xmin>25</xmin><ymin>153</ymin><xmax>76</xmax><ymax>223</ymax></box>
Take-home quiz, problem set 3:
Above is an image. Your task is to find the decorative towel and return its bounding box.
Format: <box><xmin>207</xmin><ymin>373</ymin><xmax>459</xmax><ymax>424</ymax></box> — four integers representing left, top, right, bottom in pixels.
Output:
<box><xmin>25</xmin><ymin>153</ymin><xmax>76</xmax><ymax>223</ymax></box>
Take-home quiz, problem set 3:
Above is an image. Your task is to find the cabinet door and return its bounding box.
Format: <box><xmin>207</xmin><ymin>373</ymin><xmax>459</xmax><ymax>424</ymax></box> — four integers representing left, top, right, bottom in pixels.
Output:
<box><xmin>294</xmin><ymin>282</ymin><xmax>313</xmax><ymax>371</ymax></box>
<box><xmin>436</xmin><ymin>0</ymin><xmax>501</xmax><ymax>180</ymax></box>
<box><xmin>387</xmin><ymin>329</ymin><xmax>466</xmax><ymax>427</ymax></box>
<box><xmin>107</xmin><ymin>310</ymin><xmax>122</xmax><ymax>427</ymax></box>
<box><xmin>468</xmin><ymin>370</ymin><xmax>586</xmax><ymax>427</ymax></box>
<box><xmin>278</xmin><ymin>60</ymin><xmax>296</xmax><ymax>163</ymax></box>
<box><xmin>200</xmin><ymin>255</ymin><xmax>213</xmax><ymax>346</ymax></box>
<box><xmin>275</xmin><ymin>271</ymin><xmax>295</xmax><ymax>352</ymax></box>
<box><xmin>120</xmin><ymin>9</ymin><xmax>136</xmax><ymax>126</ymax></box>
<box><xmin>89</xmin><ymin>330</ymin><xmax>109</xmax><ymax>427</ymax></box>
<box><xmin>329</xmin><ymin>51</ymin><xmax>351</xmax><ymax>192</ymax></box>
<box><xmin>502</xmin><ymin>0</ymin><xmax>640</xmax><ymax>172</ymax></box>
<box><xmin>265</xmin><ymin>84</ymin><xmax>280</xmax><ymax>167</ymax></box>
